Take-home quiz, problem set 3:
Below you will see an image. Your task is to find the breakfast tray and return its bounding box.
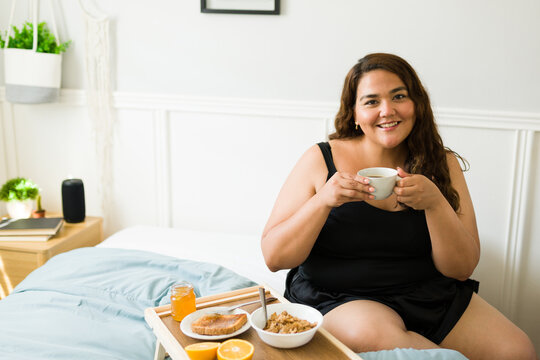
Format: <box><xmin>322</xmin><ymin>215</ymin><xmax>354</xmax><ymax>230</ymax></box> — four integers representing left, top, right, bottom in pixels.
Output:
<box><xmin>144</xmin><ymin>285</ymin><xmax>362</xmax><ymax>360</ymax></box>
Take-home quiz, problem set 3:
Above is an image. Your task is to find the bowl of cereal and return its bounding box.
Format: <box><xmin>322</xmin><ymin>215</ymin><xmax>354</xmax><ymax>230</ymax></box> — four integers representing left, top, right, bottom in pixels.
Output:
<box><xmin>249</xmin><ymin>303</ymin><xmax>323</xmax><ymax>349</ymax></box>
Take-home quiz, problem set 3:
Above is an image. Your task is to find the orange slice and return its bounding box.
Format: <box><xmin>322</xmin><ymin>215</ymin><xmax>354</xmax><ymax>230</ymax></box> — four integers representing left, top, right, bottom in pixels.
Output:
<box><xmin>217</xmin><ymin>339</ymin><xmax>254</xmax><ymax>360</ymax></box>
<box><xmin>185</xmin><ymin>342</ymin><xmax>220</xmax><ymax>360</ymax></box>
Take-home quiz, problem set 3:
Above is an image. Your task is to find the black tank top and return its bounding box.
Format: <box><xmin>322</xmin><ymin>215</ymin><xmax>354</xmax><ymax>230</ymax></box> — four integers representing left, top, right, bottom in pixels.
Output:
<box><xmin>298</xmin><ymin>142</ymin><xmax>442</xmax><ymax>293</ymax></box>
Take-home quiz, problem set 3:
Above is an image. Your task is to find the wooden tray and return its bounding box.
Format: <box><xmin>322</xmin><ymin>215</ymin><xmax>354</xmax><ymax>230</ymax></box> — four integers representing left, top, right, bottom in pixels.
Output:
<box><xmin>144</xmin><ymin>285</ymin><xmax>361</xmax><ymax>360</ymax></box>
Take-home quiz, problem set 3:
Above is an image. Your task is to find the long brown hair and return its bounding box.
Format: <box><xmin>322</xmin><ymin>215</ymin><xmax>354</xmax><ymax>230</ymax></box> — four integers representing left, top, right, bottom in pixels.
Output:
<box><xmin>329</xmin><ymin>53</ymin><xmax>467</xmax><ymax>211</ymax></box>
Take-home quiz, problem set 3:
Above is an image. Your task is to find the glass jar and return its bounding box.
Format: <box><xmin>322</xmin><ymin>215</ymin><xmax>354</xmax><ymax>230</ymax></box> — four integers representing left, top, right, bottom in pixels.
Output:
<box><xmin>170</xmin><ymin>281</ymin><xmax>196</xmax><ymax>321</ymax></box>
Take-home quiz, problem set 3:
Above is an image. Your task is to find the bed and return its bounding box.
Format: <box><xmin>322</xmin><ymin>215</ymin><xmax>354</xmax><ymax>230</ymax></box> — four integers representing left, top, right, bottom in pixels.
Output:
<box><xmin>0</xmin><ymin>226</ymin><xmax>468</xmax><ymax>360</ymax></box>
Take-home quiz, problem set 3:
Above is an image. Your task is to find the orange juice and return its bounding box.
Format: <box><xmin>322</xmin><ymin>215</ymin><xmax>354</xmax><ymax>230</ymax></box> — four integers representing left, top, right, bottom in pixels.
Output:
<box><xmin>171</xmin><ymin>281</ymin><xmax>196</xmax><ymax>321</ymax></box>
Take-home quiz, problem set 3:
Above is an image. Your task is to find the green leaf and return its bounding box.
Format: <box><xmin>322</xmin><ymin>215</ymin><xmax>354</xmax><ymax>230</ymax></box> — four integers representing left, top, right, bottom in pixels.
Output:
<box><xmin>0</xmin><ymin>21</ymin><xmax>71</xmax><ymax>54</ymax></box>
<box><xmin>0</xmin><ymin>178</ymin><xmax>40</xmax><ymax>201</ymax></box>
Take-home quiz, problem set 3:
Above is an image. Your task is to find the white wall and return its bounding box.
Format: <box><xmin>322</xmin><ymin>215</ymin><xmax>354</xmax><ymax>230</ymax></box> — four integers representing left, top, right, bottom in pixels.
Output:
<box><xmin>1</xmin><ymin>1</ymin><xmax>539</xmax><ymax>110</ymax></box>
<box><xmin>1</xmin><ymin>0</ymin><xmax>539</xmax><ymax>351</ymax></box>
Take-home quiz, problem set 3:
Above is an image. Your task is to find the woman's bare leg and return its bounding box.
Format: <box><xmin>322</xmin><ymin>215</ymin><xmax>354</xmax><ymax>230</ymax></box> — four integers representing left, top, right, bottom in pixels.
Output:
<box><xmin>323</xmin><ymin>300</ymin><xmax>438</xmax><ymax>353</ymax></box>
<box><xmin>440</xmin><ymin>294</ymin><xmax>537</xmax><ymax>360</ymax></box>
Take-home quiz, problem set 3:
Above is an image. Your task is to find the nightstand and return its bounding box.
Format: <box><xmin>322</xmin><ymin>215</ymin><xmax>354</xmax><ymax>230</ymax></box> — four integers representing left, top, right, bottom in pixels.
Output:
<box><xmin>0</xmin><ymin>216</ymin><xmax>103</xmax><ymax>299</ymax></box>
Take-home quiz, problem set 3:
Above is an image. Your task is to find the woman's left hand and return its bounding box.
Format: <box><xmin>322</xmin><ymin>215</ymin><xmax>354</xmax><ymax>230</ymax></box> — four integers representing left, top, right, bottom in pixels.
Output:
<box><xmin>394</xmin><ymin>167</ymin><xmax>445</xmax><ymax>210</ymax></box>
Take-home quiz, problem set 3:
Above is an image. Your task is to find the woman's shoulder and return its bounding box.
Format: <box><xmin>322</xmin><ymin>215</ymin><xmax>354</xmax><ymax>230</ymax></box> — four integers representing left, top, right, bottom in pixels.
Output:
<box><xmin>281</xmin><ymin>143</ymin><xmax>330</xmax><ymax>193</ymax></box>
<box><xmin>298</xmin><ymin>143</ymin><xmax>327</xmax><ymax>169</ymax></box>
<box><xmin>299</xmin><ymin>139</ymin><xmax>356</xmax><ymax>169</ymax></box>
<box><xmin>303</xmin><ymin>141</ymin><xmax>344</xmax><ymax>166</ymax></box>
<box><xmin>445</xmin><ymin>150</ymin><xmax>469</xmax><ymax>172</ymax></box>
<box><xmin>445</xmin><ymin>151</ymin><xmax>458</xmax><ymax>166</ymax></box>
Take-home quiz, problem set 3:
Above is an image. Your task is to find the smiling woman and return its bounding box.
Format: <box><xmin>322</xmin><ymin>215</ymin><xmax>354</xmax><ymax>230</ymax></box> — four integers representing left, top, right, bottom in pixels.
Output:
<box><xmin>260</xmin><ymin>53</ymin><xmax>537</xmax><ymax>359</ymax></box>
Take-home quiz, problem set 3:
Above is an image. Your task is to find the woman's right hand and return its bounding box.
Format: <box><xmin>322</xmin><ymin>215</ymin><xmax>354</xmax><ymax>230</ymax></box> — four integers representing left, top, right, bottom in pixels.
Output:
<box><xmin>316</xmin><ymin>172</ymin><xmax>375</xmax><ymax>207</ymax></box>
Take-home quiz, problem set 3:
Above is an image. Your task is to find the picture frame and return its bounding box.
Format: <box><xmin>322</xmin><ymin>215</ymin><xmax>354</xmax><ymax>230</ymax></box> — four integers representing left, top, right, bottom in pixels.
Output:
<box><xmin>201</xmin><ymin>0</ymin><xmax>280</xmax><ymax>15</ymax></box>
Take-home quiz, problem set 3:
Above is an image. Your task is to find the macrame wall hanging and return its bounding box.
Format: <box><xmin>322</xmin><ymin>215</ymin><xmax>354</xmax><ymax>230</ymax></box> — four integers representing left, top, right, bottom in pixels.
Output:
<box><xmin>78</xmin><ymin>0</ymin><xmax>115</xmax><ymax>232</ymax></box>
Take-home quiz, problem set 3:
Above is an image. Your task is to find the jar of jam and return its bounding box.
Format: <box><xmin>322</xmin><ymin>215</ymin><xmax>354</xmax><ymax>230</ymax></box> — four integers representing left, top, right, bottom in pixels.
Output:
<box><xmin>170</xmin><ymin>281</ymin><xmax>196</xmax><ymax>321</ymax></box>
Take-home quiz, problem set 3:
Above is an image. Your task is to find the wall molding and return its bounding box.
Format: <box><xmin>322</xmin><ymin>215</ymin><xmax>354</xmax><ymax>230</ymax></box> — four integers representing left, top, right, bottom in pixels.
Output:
<box><xmin>152</xmin><ymin>109</ymin><xmax>172</xmax><ymax>228</ymax></box>
<box><xmin>502</xmin><ymin>130</ymin><xmax>535</xmax><ymax>320</ymax></box>
<box><xmin>1</xmin><ymin>87</ymin><xmax>540</xmax><ymax>128</ymax></box>
<box><xmin>435</xmin><ymin>108</ymin><xmax>540</xmax><ymax>131</ymax></box>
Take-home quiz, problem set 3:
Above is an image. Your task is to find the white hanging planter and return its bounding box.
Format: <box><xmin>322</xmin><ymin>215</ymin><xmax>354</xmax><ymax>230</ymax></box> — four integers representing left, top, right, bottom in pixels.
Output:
<box><xmin>6</xmin><ymin>199</ymin><xmax>34</xmax><ymax>219</ymax></box>
<box><xmin>3</xmin><ymin>0</ymin><xmax>64</xmax><ymax>104</ymax></box>
<box><xmin>4</xmin><ymin>48</ymin><xmax>62</xmax><ymax>104</ymax></box>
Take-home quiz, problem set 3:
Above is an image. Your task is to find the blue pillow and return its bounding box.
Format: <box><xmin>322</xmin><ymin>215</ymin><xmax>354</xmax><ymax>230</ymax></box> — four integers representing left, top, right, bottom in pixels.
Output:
<box><xmin>360</xmin><ymin>348</ymin><xmax>469</xmax><ymax>360</ymax></box>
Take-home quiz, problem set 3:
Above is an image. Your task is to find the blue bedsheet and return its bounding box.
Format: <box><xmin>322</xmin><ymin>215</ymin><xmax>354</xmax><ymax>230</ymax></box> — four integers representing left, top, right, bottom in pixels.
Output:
<box><xmin>0</xmin><ymin>247</ymin><xmax>468</xmax><ymax>360</ymax></box>
<box><xmin>0</xmin><ymin>247</ymin><xmax>256</xmax><ymax>360</ymax></box>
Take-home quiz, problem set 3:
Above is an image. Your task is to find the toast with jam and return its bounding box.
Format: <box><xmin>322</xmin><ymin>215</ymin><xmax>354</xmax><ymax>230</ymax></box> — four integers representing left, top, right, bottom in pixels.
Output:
<box><xmin>191</xmin><ymin>313</ymin><xmax>248</xmax><ymax>335</ymax></box>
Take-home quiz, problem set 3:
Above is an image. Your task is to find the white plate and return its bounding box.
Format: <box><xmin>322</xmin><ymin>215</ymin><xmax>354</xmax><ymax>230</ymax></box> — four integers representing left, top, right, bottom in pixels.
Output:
<box><xmin>179</xmin><ymin>307</ymin><xmax>251</xmax><ymax>340</ymax></box>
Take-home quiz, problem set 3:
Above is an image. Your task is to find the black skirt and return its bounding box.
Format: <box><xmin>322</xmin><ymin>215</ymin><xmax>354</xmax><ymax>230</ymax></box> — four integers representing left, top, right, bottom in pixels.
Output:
<box><xmin>284</xmin><ymin>267</ymin><xmax>479</xmax><ymax>344</ymax></box>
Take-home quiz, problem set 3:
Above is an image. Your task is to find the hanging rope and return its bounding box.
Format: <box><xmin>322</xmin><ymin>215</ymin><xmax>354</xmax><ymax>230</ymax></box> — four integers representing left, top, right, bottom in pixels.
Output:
<box><xmin>78</xmin><ymin>0</ymin><xmax>114</xmax><ymax>233</ymax></box>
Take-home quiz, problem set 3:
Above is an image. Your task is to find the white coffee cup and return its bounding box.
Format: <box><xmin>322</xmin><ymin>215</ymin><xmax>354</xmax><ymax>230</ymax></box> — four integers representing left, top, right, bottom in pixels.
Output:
<box><xmin>357</xmin><ymin>167</ymin><xmax>401</xmax><ymax>200</ymax></box>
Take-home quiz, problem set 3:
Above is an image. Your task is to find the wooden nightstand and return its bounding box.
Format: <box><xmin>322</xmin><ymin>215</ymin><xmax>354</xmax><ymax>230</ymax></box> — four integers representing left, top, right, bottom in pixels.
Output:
<box><xmin>0</xmin><ymin>216</ymin><xmax>103</xmax><ymax>299</ymax></box>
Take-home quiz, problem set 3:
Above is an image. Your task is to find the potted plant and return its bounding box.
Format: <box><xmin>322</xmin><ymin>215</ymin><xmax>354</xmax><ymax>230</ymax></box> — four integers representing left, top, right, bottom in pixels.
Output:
<box><xmin>1</xmin><ymin>20</ymin><xmax>71</xmax><ymax>104</ymax></box>
<box><xmin>0</xmin><ymin>177</ymin><xmax>40</xmax><ymax>219</ymax></box>
<box><xmin>31</xmin><ymin>194</ymin><xmax>46</xmax><ymax>218</ymax></box>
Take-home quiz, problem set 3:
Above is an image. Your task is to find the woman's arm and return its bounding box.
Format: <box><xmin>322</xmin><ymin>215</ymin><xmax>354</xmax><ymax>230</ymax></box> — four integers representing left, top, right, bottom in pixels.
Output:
<box><xmin>261</xmin><ymin>145</ymin><xmax>373</xmax><ymax>272</ymax></box>
<box><xmin>395</xmin><ymin>153</ymin><xmax>480</xmax><ymax>280</ymax></box>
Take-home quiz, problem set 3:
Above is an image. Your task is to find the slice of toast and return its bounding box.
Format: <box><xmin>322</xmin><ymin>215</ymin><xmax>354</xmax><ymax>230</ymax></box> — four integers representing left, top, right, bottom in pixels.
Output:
<box><xmin>191</xmin><ymin>313</ymin><xmax>248</xmax><ymax>335</ymax></box>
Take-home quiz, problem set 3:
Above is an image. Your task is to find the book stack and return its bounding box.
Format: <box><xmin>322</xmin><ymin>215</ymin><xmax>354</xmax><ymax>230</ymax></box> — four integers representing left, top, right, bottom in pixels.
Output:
<box><xmin>0</xmin><ymin>217</ymin><xmax>64</xmax><ymax>241</ymax></box>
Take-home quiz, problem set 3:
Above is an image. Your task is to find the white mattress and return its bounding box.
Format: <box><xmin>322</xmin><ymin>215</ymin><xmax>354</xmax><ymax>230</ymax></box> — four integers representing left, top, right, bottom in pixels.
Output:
<box><xmin>98</xmin><ymin>226</ymin><xmax>288</xmax><ymax>295</ymax></box>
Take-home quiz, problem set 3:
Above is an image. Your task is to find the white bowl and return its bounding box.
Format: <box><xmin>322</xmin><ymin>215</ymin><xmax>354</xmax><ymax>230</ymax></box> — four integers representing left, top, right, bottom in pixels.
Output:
<box><xmin>249</xmin><ymin>303</ymin><xmax>323</xmax><ymax>349</ymax></box>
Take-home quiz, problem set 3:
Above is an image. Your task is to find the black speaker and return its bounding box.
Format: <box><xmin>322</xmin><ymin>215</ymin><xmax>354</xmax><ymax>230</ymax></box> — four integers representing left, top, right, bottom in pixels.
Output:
<box><xmin>62</xmin><ymin>179</ymin><xmax>86</xmax><ymax>223</ymax></box>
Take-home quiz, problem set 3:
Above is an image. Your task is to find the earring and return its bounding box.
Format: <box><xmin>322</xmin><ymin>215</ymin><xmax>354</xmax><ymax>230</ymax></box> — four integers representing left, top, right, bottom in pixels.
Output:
<box><xmin>355</xmin><ymin>124</ymin><xmax>358</xmax><ymax>130</ymax></box>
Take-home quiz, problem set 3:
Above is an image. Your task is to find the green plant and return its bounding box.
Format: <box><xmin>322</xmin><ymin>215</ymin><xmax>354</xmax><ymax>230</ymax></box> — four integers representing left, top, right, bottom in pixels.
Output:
<box><xmin>0</xmin><ymin>178</ymin><xmax>40</xmax><ymax>202</ymax></box>
<box><xmin>1</xmin><ymin>22</ymin><xmax>70</xmax><ymax>54</ymax></box>
<box><xmin>36</xmin><ymin>194</ymin><xmax>43</xmax><ymax>211</ymax></box>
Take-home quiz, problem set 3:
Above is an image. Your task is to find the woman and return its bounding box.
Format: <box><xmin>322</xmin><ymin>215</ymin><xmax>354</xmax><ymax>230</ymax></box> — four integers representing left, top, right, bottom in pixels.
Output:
<box><xmin>261</xmin><ymin>53</ymin><xmax>536</xmax><ymax>359</ymax></box>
